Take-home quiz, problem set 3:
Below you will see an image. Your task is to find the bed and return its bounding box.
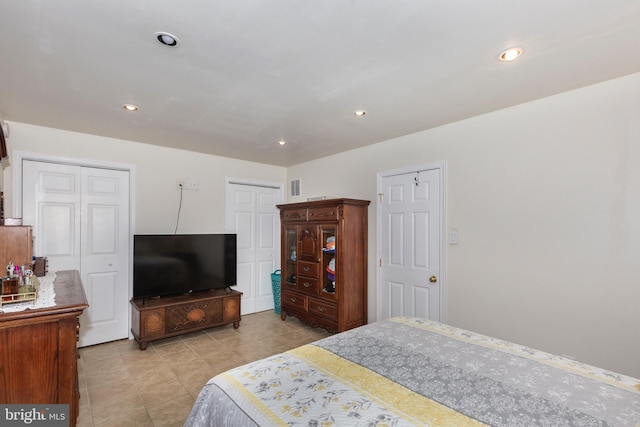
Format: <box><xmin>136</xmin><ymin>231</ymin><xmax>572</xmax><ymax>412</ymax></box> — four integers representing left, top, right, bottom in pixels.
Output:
<box><xmin>185</xmin><ymin>317</ymin><xmax>640</xmax><ymax>426</ymax></box>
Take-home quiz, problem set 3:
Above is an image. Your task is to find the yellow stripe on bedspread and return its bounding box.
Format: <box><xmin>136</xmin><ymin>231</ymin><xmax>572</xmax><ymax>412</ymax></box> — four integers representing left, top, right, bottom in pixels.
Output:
<box><xmin>291</xmin><ymin>345</ymin><xmax>486</xmax><ymax>426</ymax></box>
<box><xmin>216</xmin><ymin>372</ymin><xmax>292</xmax><ymax>427</ymax></box>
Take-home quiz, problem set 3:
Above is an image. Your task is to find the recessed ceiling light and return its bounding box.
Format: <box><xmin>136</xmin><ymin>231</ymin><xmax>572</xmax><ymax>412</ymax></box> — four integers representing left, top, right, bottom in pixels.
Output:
<box><xmin>123</xmin><ymin>104</ymin><xmax>138</xmax><ymax>112</ymax></box>
<box><xmin>277</xmin><ymin>140</ymin><xmax>287</xmax><ymax>146</ymax></box>
<box><xmin>155</xmin><ymin>32</ymin><xmax>179</xmax><ymax>47</ymax></box>
<box><xmin>354</xmin><ymin>110</ymin><xmax>366</xmax><ymax>117</ymax></box>
<box><xmin>498</xmin><ymin>47</ymin><xmax>523</xmax><ymax>62</ymax></box>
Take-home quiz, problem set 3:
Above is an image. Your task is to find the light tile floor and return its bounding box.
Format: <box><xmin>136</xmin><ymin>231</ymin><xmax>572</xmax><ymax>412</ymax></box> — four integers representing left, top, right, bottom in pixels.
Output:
<box><xmin>77</xmin><ymin>310</ymin><xmax>331</xmax><ymax>427</ymax></box>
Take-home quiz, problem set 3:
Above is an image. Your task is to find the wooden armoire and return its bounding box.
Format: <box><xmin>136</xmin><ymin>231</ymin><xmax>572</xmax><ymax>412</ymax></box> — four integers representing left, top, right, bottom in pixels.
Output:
<box><xmin>277</xmin><ymin>198</ymin><xmax>369</xmax><ymax>333</ymax></box>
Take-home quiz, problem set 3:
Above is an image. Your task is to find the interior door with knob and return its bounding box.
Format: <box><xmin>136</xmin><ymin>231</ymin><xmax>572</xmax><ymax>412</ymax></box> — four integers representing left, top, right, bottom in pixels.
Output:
<box><xmin>379</xmin><ymin>166</ymin><xmax>443</xmax><ymax>321</ymax></box>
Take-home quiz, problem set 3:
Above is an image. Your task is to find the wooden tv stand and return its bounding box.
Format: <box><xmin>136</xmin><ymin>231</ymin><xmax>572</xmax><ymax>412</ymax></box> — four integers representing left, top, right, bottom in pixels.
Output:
<box><xmin>130</xmin><ymin>288</ymin><xmax>242</xmax><ymax>350</ymax></box>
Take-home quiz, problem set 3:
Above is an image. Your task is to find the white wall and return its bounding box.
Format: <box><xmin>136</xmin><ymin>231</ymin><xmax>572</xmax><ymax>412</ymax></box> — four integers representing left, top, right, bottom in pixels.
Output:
<box><xmin>2</xmin><ymin>123</ymin><xmax>286</xmax><ymax>234</ymax></box>
<box><xmin>287</xmin><ymin>72</ymin><xmax>640</xmax><ymax>378</ymax></box>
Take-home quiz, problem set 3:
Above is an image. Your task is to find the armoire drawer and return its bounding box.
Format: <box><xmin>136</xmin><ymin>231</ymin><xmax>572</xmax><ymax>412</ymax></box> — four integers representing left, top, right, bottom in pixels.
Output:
<box><xmin>308</xmin><ymin>297</ymin><xmax>337</xmax><ymax>320</ymax></box>
<box><xmin>298</xmin><ymin>260</ymin><xmax>320</xmax><ymax>278</ymax></box>
<box><xmin>307</xmin><ymin>207</ymin><xmax>339</xmax><ymax>221</ymax></box>
<box><xmin>283</xmin><ymin>291</ymin><xmax>307</xmax><ymax>310</ymax></box>
<box><xmin>281</xmin><ymin>209</ymin><xmax>307</xmax><ymax>221</ymax></box>
<box><xmin>296</xmin><ymin>277</ymin><xmax>320</xmax><ymax>295</ymax></box>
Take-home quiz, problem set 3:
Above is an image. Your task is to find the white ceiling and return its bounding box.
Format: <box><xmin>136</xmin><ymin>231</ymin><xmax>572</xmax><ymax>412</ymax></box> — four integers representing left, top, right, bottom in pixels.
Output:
<box><xmin>1</xmin><ymin>1</ymin><xmax>639</xmax><ymax>167</ymax></box>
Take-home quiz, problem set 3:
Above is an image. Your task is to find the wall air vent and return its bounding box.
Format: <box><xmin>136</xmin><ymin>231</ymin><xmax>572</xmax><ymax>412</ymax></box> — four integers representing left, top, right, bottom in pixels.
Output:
<box><xmin>290</xmin><ymin>179</ymin><xmax>301</xmax><ymax>197</ymax></box>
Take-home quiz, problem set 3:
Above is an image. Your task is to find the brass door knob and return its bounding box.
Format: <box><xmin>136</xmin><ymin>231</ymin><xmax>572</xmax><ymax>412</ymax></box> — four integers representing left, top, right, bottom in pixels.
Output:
<box><xmin>429</xmin><ymin>276</ymin><xmax>437</xmax><ymax>283</ymax></box>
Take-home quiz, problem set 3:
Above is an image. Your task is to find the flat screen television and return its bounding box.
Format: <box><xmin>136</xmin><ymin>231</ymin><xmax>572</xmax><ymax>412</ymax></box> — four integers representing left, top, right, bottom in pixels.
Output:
<box><xmin>133</xmin><ymin>233</ymin><xmax>237</xmax><ymax>299</ymax></box>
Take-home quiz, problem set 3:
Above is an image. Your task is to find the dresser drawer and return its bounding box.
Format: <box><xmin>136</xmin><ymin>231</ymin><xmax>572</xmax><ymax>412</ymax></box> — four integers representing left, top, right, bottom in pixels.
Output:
<box><xmin>308</xmin><ymin>297</ymin><xmax>337</xmax><ymax>320</ymax></box>
<box><xmin>298</xmin><ymin>260</ymin><xmax>320</xmax><ymax>279</ymax></box>
<box><xmin>282</xmin><ymin>291</ymin><xmax>307</xmax><ymax>310</ymax></box>
<box><xmin>307</xmin><ymin>207</ymin><xmax>338</xmax><ymax>221</ymax></box>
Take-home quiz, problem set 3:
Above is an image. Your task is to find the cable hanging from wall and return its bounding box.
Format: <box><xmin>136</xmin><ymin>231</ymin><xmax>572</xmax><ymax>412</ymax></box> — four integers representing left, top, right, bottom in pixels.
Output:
<box><xmin>174</xmin><ymin>183</ymin><xmax>184</xmax><ymax>234</ymax></box>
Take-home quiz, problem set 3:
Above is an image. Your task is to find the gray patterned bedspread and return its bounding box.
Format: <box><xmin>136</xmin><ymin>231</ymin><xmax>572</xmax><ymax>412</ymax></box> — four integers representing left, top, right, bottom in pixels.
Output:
<box><xmin>185</xmin><ymin>317</ymin><xmax>640</xmax><ymax>426</ymax></box>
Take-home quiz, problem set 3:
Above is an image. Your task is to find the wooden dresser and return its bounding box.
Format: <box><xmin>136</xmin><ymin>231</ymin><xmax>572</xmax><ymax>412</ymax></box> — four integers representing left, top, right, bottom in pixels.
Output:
<box><xmin>0</xmin><ymin>270</ymin><xmax>89</xmax><ymax>427</ymax></box>
<box><xmin>277</xmin><ymin>198</ymin><xmax>370</xmax><ymax>333</ymax></box>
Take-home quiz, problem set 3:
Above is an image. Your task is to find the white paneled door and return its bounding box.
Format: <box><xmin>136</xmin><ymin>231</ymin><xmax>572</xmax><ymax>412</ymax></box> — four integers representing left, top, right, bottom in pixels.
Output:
<box><xmin>225</xmin><ymin>182</ymin><xmax>281</xmax><ymax>315</ymax></box>
<box><xmin>379</xmin><ymin>166</ymin><xmax>443</xmax><ymax>321</ymax></box>
<box><xmin>22</xmin><ymin>160</ymin><xmax>130</xmax><ymax>347</ymax></box>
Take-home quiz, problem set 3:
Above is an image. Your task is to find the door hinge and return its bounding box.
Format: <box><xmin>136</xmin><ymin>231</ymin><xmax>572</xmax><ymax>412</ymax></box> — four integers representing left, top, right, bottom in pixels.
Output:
<box><xmin>379</xmin><ymin>258</ymin><xmax>383</xmax><ymax>267</ymax></box>
<box><xmin>378</xmin><ymin>193</ymin><xmax>384</xmax><ymax>203</ymax></box>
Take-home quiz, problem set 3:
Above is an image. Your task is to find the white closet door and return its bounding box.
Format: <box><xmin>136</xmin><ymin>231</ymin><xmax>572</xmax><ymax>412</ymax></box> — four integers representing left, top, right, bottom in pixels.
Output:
<box><xmin>226</xmin><ymin>182</ymin><xmax>281</xmax><ymax>315</ymax></box>
<box><xmin>22</xmin><ymin>160</ymin><xmax>130</xmax><ymax>346</ymax></box>
<box><xmin>79</xmin><ymin>167</ymin><xmax>130</xmax><ymax>346</ymax></box>
<box><xmin>23</xmin><ymin>161</ymin><xmax>81</xmax><ymax>272</ymax></box>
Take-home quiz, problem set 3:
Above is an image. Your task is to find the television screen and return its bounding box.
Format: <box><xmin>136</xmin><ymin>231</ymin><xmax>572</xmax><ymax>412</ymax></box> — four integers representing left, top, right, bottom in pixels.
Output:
<box><xmin>133</xmin><ymin>234</ymin><xmax>237</xmax><ymax>299</ymax></box>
